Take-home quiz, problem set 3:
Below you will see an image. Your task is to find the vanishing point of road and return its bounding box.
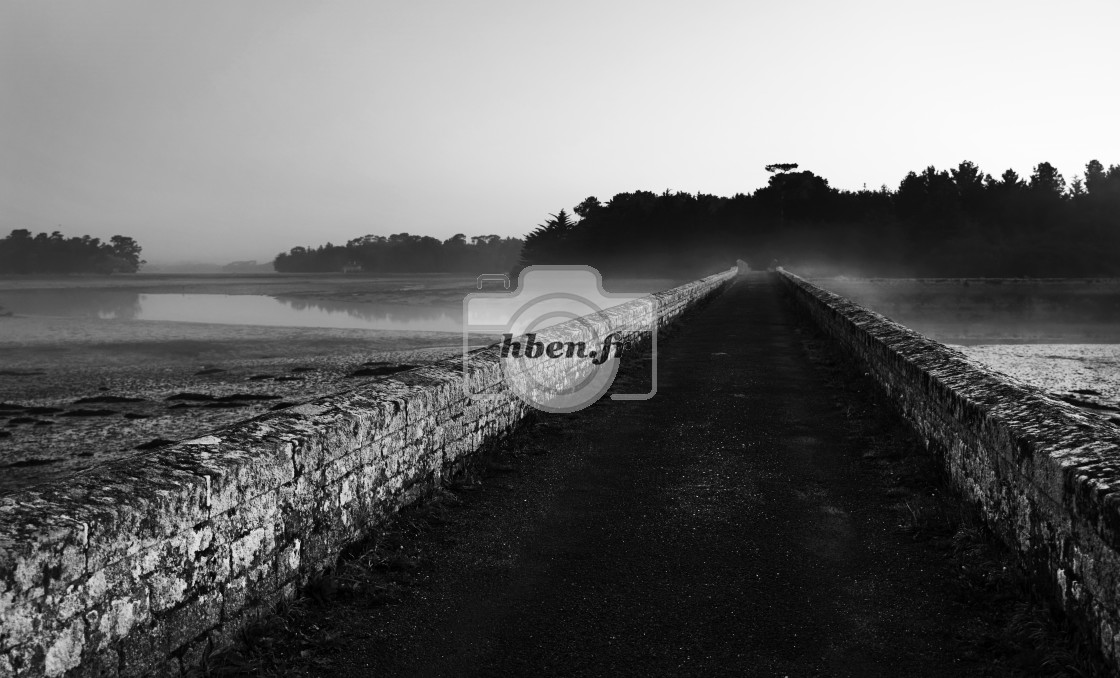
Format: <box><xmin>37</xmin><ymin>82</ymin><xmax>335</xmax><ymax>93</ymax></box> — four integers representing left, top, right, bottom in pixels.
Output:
<box><xmin>293</xmin><ymin>274</ymin><xmax>1030</xmax><ymax>677</ymax></box>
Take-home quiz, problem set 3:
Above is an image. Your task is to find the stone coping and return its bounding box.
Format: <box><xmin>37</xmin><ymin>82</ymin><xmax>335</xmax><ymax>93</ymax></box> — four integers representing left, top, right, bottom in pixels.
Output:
<box><xmin>779</xmin><ymin>269</ymin><xmax>1120</xmax><ymax>669</ymax></box>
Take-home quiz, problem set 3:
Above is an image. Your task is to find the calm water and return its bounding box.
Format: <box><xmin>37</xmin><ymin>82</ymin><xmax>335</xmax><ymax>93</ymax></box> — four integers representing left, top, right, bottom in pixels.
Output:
<box><xmin>0</xmin><ymin>275</ymin><xmax>678</xmax><ymax>333</ymax></box>
<box><xmin>816</xmin><ymin>278</ymin><xmax>1120</xmax><ymax>345</ymax></box>
<box><xmin>0</xmin><ymin>289</ymin><xmax>464</xmax><ymax>332</ymax></box>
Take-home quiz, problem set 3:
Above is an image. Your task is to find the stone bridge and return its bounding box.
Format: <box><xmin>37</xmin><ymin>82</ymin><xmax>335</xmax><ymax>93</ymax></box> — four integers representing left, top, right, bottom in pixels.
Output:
<box><xmin>3</xmin><ymin>268</ymin><xmax>1119</xmax><ymax>676</ymax></box>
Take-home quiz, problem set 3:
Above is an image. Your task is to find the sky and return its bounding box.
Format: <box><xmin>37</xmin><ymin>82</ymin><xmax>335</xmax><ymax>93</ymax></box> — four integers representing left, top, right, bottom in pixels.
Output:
<box><xmin>2</xmin><ymin>0</ymin><xmax>1118</xmax><ymax>264</ymax></box>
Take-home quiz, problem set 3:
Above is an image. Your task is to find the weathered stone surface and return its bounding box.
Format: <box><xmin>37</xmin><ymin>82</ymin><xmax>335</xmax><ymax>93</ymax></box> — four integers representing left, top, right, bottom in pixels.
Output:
<box><xmin>779</xmin><ymin>269</ymin><xmax>1120</xmax><ymax>671</ymax></box>
<box><xmin>0</xmin><ymin>268</ymin><xmax>738</xmax><ymax>676</ymax></box>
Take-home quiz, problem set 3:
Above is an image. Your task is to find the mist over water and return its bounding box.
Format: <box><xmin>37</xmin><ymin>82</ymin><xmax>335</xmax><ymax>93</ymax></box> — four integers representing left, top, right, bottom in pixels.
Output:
<box><xmin>815</xmin><ymin>277</ymin><xmax>1120</xmax><ymax>345</ymax></box>
<box><xmin>0</xmin><ymin>275</ymin><xmax>683</xmax><ymax>334</ymax></box>
<box><xmin>0</xmin><ymin>288</ymin><xmax>461</xmax><ymax>332</ymax></box>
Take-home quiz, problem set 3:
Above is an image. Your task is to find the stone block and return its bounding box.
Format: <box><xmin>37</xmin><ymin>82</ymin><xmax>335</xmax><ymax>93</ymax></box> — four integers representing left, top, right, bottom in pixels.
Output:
<box><xmin>163</xmin><ymin>591</ymin><xmax>221</xmax><ymax>653</ymax></box>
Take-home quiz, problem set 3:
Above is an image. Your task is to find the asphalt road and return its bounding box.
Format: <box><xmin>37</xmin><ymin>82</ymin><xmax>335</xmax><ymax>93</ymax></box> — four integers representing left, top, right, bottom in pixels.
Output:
<box><xmin>298</xmin><ymin>273</ymin><xmax>1011</xmax><ymax>677</ymax></box>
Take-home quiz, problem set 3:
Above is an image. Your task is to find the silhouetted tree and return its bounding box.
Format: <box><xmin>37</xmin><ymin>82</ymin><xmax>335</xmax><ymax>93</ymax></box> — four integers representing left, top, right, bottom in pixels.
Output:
<box><xmin>109</xmin><ymin>236</ymin><xmax>145</xmax><ymax>272</ymax></box>
<box><xmin>518</xmin><ymin>210</ymin><xmax>578</xmax><ymax>269</ymax></box>
<box><xmin>0</xmin><ymin>229</ymin><xmax>145</xmax><ymax>274</ymax></box>
<box><xmin>951</xmin><ymin>160</ymin><xmax>988</xmax><ymax>210</ymax></box>
<box><xmin>273</xmin><ymin>232</ymin><xmax>523</xmax><ymax>274</ymax></box>
<box><xmin>1030</xmin><ymin>162</ymin><xmax>1066</xmax><ymax>197</ymax></box>
<box><xmin>514</xmin><ymin>158</ymin><xmax>1120</xmax><ymax>278</ymax></box>
<box><xmin>573</xmin><ymin>197</ymin><xmax>603</xmax><ymax>219</ymax></box>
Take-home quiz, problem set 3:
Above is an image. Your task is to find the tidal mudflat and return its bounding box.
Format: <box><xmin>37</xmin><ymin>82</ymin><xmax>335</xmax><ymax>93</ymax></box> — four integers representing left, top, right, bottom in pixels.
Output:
<box><xmin>0</xmin><ymin>274</ymin><xmax>480</xmax><ymax>493</ymax></box>
<box><xmin>0</xmin><ymin>273</ymin><xmax>679</xmax><ymax>493</ymax></box>
<box><xmin>814</xmin><ymin>277</ymin><xmax>1120</xmax><ymax>424</ymax></box>
<box><xmin>955</xmin><ymin>344</ymin><xmax>1120</xmax><ymax>422</ymax></box>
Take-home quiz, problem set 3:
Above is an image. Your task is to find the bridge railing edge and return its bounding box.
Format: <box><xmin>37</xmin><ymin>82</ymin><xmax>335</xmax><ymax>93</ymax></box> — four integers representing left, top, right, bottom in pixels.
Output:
<box><xmin>777</xmin><ymin>268</ymin><xmax>1120</xmax><ymax>670</ymax></box>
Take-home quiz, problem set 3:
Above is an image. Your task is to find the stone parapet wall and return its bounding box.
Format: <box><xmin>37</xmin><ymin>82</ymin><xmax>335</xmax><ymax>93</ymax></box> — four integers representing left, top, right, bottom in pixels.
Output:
<box><xmin>778</xmin><ymin>269</ymin><xmax>1120</xmax><ymax>670</ymax></box>
<box><xmin>0</xmin><ymin>267</ymin><xmax>738</xmax><ymax>677</ymax></box>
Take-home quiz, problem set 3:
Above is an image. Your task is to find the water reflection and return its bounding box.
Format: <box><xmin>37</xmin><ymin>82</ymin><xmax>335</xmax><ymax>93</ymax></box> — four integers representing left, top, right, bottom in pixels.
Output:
<box><xmin>0</xmin><ymin>277</ymin><xmax>682</xmax><ymax>334</ymax></box>
<box><xmin>0</xmin><ymin>289</ymin><xmax>143</xmax><ymax>320</ymax></box>
<box><xmin>266</xmin><ymin>295</ymin><xmax>460</xmax><ymax>331</ymax></box>
<box><xmin>0</xmin><ymin>290</ymin><xmax>462</xmax><ymax>332</ymax></box>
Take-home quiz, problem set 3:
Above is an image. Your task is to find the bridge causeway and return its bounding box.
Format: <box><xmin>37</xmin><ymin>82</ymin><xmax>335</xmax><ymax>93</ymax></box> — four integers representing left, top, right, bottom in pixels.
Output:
<box><xmin>295</xmin><ymin>274</ymin><xmax>999</xmax><ymax>676</ymax></box>
<box><xmin>9</xmin><ymin>270</ymin><xmax>1113</xmax><ymax>676</ymax></box>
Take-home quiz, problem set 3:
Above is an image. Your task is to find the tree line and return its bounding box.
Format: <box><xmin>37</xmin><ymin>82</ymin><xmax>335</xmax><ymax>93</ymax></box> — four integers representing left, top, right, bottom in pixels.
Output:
<box><xmin>518</xmin><ymin>160</ymin><xmax>1120</xmax><ymax>278</ymax></box>
<box><xmin>0</xmin><ymin>229</ymin><xmax>144</xmax><ymax>274</ymax></box>
<box><xmin>273</xmin><ymin>233</ymin><xmax>524</xmax><ymax>274</ymax></box>
<box><xmin>7</xmin><ymin>158</ymin><xmax>1116</xmax><ymax>278</ymax></box>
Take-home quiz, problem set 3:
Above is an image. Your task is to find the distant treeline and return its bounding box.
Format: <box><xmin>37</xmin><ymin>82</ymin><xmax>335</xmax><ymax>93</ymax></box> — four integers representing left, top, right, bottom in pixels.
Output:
<box><xmin>520</xmin><ymin>160</ymin><xmax>1120</xmax><ymax>277</ymax></box>
<box><xmin>0</xmin><ymin>229</ymin><xmax>144</xmax><ymax>274</ymax></box>
<box><xmin>273</xmin><ymin>233</ymin><xmax>524</xmax><ymax>274</ymax></box>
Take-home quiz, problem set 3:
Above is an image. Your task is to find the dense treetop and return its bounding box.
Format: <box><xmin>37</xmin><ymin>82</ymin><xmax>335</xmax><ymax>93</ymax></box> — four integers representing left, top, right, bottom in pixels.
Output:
<box><xmin>12</xmin><ymin>158</ymin><xmax>1112</xmax><ymax>279</ymax></box>
<box><xmin>0</xmin><ymin>230</ymin><xmax>144</xmax><ymax>274</ymax></box>
<box><xmin>273</xmin><ymin>233</ymin><xmax>523</xmax><ymax>274</ymax></box>
<box><xmin>519</xmin><ymin>160</ymin><xmax>1120</xmax><ymax>278</ymax></box>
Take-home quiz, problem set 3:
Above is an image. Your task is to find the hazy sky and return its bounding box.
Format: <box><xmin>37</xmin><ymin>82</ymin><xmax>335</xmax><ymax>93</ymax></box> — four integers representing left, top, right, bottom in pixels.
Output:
<box><xmin>3</xmin><ymin>1</ymin><xmax>1118</xmax><ymax>263</ymax></box>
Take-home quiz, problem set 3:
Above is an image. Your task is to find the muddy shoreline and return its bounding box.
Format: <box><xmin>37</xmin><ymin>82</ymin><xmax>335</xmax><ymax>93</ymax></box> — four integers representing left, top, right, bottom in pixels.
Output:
<box><xmin>0</xmin><ymin>326</ymin><xmax>479</xmax><ymax>494</ymax></box>
<box><xmin>0</xmin><ymin>274</ymin><xmax>497</xmax><ymax>494</ymax></box>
